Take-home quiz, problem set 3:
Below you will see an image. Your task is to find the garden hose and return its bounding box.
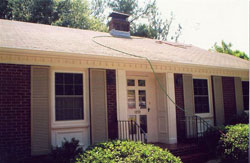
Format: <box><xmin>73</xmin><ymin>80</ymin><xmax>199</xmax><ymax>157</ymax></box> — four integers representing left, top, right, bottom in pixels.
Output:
<box><xmin>92</xmin><ymin>35</ymin><xmax>225</xmax><ymax>136</ymax></box>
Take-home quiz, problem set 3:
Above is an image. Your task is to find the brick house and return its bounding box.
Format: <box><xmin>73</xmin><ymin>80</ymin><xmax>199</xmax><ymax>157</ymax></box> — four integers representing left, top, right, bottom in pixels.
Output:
<box><xmin>0</xmin><ymin>12</ymin><xmax>249</xmax><ymax>160</ymax></box>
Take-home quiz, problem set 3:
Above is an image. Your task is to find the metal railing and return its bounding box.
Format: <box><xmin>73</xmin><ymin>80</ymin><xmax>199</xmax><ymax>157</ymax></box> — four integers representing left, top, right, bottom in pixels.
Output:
<box><xmin>178</xmin><ymin>115</ymin><xmax>214</xmax><ymax>143</ymax></box>
<box><xmin>117</xmin><ymin>120</ymin><xmax>147</xmax><ymax>143</ymax></box>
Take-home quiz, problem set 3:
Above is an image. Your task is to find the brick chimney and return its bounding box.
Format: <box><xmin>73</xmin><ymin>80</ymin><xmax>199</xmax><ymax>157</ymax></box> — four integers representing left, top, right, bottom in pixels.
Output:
<box><xmin>108</xmin><ymin>12</ymin><xmax>130</xmax><ymax>37</ymax></box>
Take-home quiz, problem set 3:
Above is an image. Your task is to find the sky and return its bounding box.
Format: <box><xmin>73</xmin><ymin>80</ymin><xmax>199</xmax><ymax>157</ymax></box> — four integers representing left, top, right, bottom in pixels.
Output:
<box><xmin>156</xmin><ymin>0</ymin><xmax>249</xmax><ymax>55</ymax></box>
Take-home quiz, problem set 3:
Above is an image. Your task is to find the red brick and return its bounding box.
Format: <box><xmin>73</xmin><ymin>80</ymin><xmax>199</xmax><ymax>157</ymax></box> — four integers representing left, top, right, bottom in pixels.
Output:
<box><xmin>106</xmin><ymin>70</ymin><xmax>118</xmax><ymax>140</ymax></box>
<box><xmin>0</xmin><ymin>63</ymin><xmax>31</xmax><ymax>160</ymax></box>
<box><xmin>222</xmin><ymin>77</ymin><xmax>237</xmax><ymax>124</ymax></box>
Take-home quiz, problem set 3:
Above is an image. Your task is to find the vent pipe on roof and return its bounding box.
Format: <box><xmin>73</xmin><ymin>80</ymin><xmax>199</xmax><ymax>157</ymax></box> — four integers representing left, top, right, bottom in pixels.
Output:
<box><xmin>108</xmin><ymin>12</ymin><xmax>130</xmax><ymax>38</ymax></box>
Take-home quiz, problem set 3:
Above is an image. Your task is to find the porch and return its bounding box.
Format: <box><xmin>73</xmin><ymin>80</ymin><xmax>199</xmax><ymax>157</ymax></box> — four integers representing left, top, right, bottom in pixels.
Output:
<box><xmin>152</xmin><ymin>142</ymin><xmax>210</xmax><ymax>163</ymax></box>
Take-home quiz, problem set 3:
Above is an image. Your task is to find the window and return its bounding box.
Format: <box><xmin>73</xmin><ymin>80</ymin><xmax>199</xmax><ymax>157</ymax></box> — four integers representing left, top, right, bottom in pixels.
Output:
<box><xmin>193</xmin><ymin>79</ymin><xmax>209</xmax><ymax>113</ymax></box>
<box><xmin>55</xmin><ymin>73</ymin><xmax>83</xmax><ymax>121</ymax></box>
<box><xmin>242</xmin><ymin>81</ymin><xmax>249</xmax><ymax>110</ymax></box>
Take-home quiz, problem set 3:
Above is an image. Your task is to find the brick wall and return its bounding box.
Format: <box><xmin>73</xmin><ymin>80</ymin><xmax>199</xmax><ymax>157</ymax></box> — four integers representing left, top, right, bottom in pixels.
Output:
<box><xmin>106</xmin><ymin>70</ymin><xmax>118</xmax><ymax>139</ymax></box>
<box><xmin>222</xmin><ymin>77</ymin><xmax>237</xmax><ymax>124</ymax></box>
<box><xmin>0</xmin><ymin>64</ymin><xmax>31</xmax><ymax>160</ymax></box>
<box><xmin>174</xmin><ymin>74</ymin><xmax>186</xmax><ymax>141</ymax></box>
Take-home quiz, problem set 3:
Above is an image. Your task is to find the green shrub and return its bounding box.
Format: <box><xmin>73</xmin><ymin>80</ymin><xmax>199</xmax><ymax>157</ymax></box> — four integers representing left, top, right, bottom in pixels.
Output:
<box><xmin>51</xmin><ymin>138</ymin><xmax>83</xmax><ymax>163</ymax></box>
<box><xmin>75</xmin><ymin>140</ymin><xmax>182</xmax><ymax>163</ymax></box>
<box><xmin>219</xmin><ymin>124</ymin><xmax>248</xmax><ymax>162</ymax></box>
<box><xmin>203</xmin><ymin>125</ymin><xmax>226</xmax><ymax>157</ymax></box>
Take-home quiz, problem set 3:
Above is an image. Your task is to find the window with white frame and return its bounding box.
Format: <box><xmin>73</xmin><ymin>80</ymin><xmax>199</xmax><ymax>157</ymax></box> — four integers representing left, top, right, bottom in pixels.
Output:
<box><xmin>55</xmin><ymin>72</ymin><xmax>84</xmax><ymax>121</ymax></box>
<box><xmin>193</xmin><ymin>79</ymin><xmax>209</xmax><ymax>113</ymax></box>
<box><xmin>242</xmin><ymin>81</ymin><xmax>249</xmax><ymax>110</ymax></box>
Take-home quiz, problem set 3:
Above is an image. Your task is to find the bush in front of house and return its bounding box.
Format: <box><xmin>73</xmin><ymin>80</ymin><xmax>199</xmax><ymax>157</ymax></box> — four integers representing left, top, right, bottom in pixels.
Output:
<box><xmin>51</xmin><ymin>138</ymin><xmax>83</xmax><ymax>163</ymax></box>
<box><xmin>219</xmin><ymin>124</ymin><xmax>248</xmax><ymax>163</ymax></box>
<box><xmin>75</xmin><ymin>140</ymin><xmax>182</xmax><ymax>163</ymax></box>
<box><xmin>202</xmin><ymin>125</ymin><xmax>227</xmax><ymax>157</ymax></box>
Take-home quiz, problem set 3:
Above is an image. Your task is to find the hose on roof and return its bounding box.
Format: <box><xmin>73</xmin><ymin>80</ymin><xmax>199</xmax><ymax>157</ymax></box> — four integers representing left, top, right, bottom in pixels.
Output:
<box><xmin>92</xmin><ymin>35</ymin><xmax>225</xmax><ymax>136</ymax></box>
<box><xmin>92</xmin><ymin>35</ymin><xmax>184</xmax><ymax>112</ymax></box>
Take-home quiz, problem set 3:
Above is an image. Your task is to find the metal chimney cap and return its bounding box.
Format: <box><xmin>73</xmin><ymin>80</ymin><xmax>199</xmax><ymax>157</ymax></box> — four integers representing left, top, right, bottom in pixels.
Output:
<box><xmin>108</xmin><ymin>12</ymin><xmax>130</xmax><ymax>20</ymax></box>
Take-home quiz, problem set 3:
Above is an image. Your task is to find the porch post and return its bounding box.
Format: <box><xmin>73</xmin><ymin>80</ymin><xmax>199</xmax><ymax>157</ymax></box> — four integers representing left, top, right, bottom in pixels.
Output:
<box><xmin>166</xmin><ymin>73</ymin><xmax>177</xmax><ymax>144</ymax></box>
<box><xmin>116</xmin><ymin>69</ymin><xmax>127</xmax><ymax>121</ymax></box>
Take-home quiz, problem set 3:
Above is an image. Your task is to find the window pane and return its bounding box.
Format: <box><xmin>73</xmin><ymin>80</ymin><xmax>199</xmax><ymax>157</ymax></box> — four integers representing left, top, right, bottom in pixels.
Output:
<box><xmin>55</xmin><ymin>73</ymin><xmax>64</xmax><ymax>84</ymax></box>
<box><xmin>127</xmin><ymin>79</ymin><xmax>135</xmax><ymax>86</ymax></box>
<box><xmin>65</xmin><ymin>85</ymin><xmax>74</xmax><ymax>95</ymax></box>
<box><xmin>75</xmin><ymin>85</ymin><xmax>83</xmax><ymax>95</ymax></box>
<box><xmin>74</xmin><ymin>74</ymin><xmax>83</xmax><ymax>84</ymax></box>
<box><xmin>139</xmin><ymin>90</ymin><xmax>146</xmax><ymax>109</ymax></box>
<box><xmin>55</xmin><ymin>73</ymin><xmax>83</xmax><ymax>121</ymax></box>
<box><xmin>194</xmin><ymin>96</ymin><xmax>209</xmax><ymax>113</ymax></box>
<box><xmin>56</xmin><ymin>85</ymin><xmax>64</xmax><ymax>95</ymax></box>
<box><xmin>128</xmin><ymin>115</ymin><xmax>136</xmax><ymax>134</ymax></box>
<box><xmin>243</xmin><ymin>96</ymin><xmax>249</xmax><ymax>110</ymax></box>
<box><xmin>140</xmin><ymin>115</ymin><xmax>147</xmax><ymax>133</ymax></box>
<box><xmin>138</xmin><ymin>80</ymin><xmax>146</xmax><ymax>86</ymax></box>
<box><xmin>56</xmin><ymin>97</ymin><xmax>83</xmax><ymax>121</ymax></box>
<box><xmin>193</xmin><ymin>79</ymin><xmax>209</xmax><ymax>113</ymax></box>
<box><xmin>242</xmin><ymin>81</ymin><xmax>249</xmax><ymax>95</ymax></box>
<box><xmin>242</xmin><ymin>81</ymin><xmax>249</xmax><ymax>110</ymax></box>
<box><xmin>128</xmin><ymin>90</ymin><xmax>136</xmax><ymax>109</ymax></box>
<box><xmin>65</xmin><ymin>73</ymin><xmax>73</xmax><ymax>84</ymax></box>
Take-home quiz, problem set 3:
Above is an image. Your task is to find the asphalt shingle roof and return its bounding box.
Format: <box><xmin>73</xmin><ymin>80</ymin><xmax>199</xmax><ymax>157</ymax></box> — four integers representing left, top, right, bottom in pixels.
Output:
<box><xmin>0</xmin><ymin>19</ymin><xmax>248</xmax><ymax>70</ymax></box>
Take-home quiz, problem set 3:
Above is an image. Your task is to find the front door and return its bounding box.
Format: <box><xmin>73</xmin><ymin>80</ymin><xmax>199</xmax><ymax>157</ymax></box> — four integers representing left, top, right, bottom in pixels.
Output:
<box><xmin>127</xmin><ymin>77</ymin><xmax>149</xmax><ymax>140</ymax></box>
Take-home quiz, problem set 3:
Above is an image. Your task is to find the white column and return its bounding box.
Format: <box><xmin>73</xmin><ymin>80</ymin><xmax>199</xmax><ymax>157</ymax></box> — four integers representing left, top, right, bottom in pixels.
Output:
<box><xmin>116</xmin><ymin>69</ymin><xmax>127</xmax><ymax>121</ymax></box>
<box><xmin>166</xmin><ymin>73</ymin><xmax>177</xmax><ymax>144</ymax></box>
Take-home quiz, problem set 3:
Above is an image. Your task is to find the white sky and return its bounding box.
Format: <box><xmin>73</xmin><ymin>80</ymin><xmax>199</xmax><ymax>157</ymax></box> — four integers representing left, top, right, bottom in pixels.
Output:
<box><xmin>157</xmin><ymin>0</ymin><xmax>249</xmax><ymax>55</ymax></box>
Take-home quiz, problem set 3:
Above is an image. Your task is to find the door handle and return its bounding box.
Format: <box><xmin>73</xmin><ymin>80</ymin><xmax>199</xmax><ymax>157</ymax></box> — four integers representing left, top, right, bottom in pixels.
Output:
<box><xmin>148</xmin><ymin>108</ymin><xmax>150</xmax><ymax>112</ymax></box>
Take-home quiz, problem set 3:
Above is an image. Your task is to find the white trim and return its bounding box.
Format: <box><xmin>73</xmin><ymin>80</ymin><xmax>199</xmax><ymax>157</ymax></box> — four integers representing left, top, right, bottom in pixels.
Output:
<box><xmin>51</xmin><ymin>127</ymin><xmax>90</xmax><ymax>148</ymax></box>
<box><xmin>166</xmin><ymin>73</ymin><xmax>177</xmax><ymax>144</ymax></box>
<box><xmin>50</xmin><ymin>69</ymin><xmax>89</xmax><ymax>128</ymax></box>
<box><xmin>192</xmin><ymin>76</ymin><xmax>214</xmax><ymax>118</ymax></box>
<box><xmin>0</xmin><ymin>47</ymin><xmax>248</xmax><ymax>78</ymax></box>
<box><xmin>126</xmin><ymin>76</ymin><xmax>148</xmax><ymax>120</ymax></box>
<box><xmin>116</xmin><ymin>70</ymin><xmax>128</xmax><ymax>121</ymax></box>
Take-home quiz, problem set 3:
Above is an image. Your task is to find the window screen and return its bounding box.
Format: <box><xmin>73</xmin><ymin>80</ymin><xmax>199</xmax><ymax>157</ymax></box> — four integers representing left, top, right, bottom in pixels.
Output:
<box><xmin>193</xmin><ymin>79</ymin><xmax>209</xmax><ymax>113</ymax></box>
<box><xmin>55</xmin><ymin>73</ymin><xmax>83</xmax><ymax>121</ymax></box>
<box><xmin>242</xmin><ymin>81</ymin><xmax>249</xmax><ymax>110</ymax></box>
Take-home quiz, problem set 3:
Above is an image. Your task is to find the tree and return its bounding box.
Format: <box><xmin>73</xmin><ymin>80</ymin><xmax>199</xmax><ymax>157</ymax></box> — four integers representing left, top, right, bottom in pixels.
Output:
<box><xmin>210</xmin><ymin>40</ymin><xmax>249</xmax><ymax>60</ymax></box>
<box><xmin>91</xmin><ymin>0</ymin><xmax>107</xmax><ymax>21</ymax></box>
<box><xmin>93</xmin><ymin>0</ymin><xmax>182</xmax><ymax>41</ymax></box>
<box><xmin>0</xmin><ymin>0</ymin><xmax>107</xmax><ymax>32</ymax></box>
<box><xmin>0</xmin><ymin>0</ymin><xmax>11</xmax><ymax>19</ymax></box>
<box><xmin>1</xmin><ymin>0</ymin><xmax>33</xmax><ymax>22</ymax></box>
<box><xmin>1</xmin><ymin>0</ymin><xmax>182</xmax><ymax>39</ymax></box>
<box><xmin>30</xmin><ymin>0</ymin><xmax>55</xmax><ymax>24</ymax></box>
<box><xmin>53</xmin><ymin>0</ymin><xmax>107</xmax><ymax>31</ymax></box>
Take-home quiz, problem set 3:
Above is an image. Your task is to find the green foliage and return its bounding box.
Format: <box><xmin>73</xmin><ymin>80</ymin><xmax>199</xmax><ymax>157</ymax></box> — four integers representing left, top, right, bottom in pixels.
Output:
<box><xmin>219</xmin><ymin>124</ymin><xmax>248</xmax><ymax>162</ymax></box>
<box><xmin>108</xmin><ymin>0</ymin><xmax>139</xmax><ymax>15</ymax></box>
<box><xmin>0</xmin><ymin>0</ymin><xmax>107</xmax><ymax>32</ymax></box>
<box><xmin>93</xmin><ymin>0</ymin><xmax>182</xmax><ymax>41</ymax></box>
<box><xmin>30</xmin><ymin>0</ymin><xmax>55</xmax><ymax>24</ymax></box>
<box><xmin>53</xmin><ymin>0</ymin><xmax>107</xmax><ymax>32</ymax></box>
<box><xmin>51</xmin><ymin>138</ymin><xmax>83</xmax><ymax>163</ymax></box>
<box><xmin>0</xmin><ymin>0</ymin><xmax>13</xmax><ymax>19</ymax></box>
<box><xmin>75</xmin><ymin>140</ymin><xmax>182</xmax><ymax>163</ymax></box>
<box><xmin>210</xmin><ymin>40</ymin><xmax>249</xmax><ymax>60</ymax></box>
<box><xmin>1</xmin><ymin>0</ymin><xmax>182</xmax><ymax>40</ymax></box>
<box><xmin>202</xmin><ymin>125</ymin><xmax>227</xmax><ymax>157</ymax></box>
<box><xmin>4</xmin><ymin>0</ymin><xmax>33</xmax><ymax>22</ymax></box>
